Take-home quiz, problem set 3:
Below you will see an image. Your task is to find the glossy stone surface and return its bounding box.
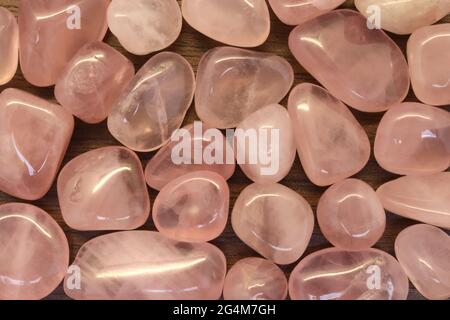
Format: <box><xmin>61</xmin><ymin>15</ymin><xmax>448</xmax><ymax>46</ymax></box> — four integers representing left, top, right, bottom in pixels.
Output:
<box><xmin>57</xmin><ymin>147</ymin><xmax>150</xmax><ymax>231</ymax></box>
<box><xmin>395</xmin><ymin>224</ymin><xmax>450</xmax><ymax>300</ymax></box>
<box><xmin>55</xmin><ymin>42</ymin><xmax>135</xmax><ymax>124</ymax></box>
<box><xmin>181</xmin><ymin>0</ymin><xmax>270</xmax><ymax>47</ymax></box>
<box><xmin>0</xmin><ymin>7</ymin><xmax>18</xmax><ymax>85</ymax></box>
<box><xmin>375</xmin><ymin>102</ymin><xmax>450</xmax><ymax>176</ymax></box>
<box><xmin>107</xmin><ymin>0</ymin><xmax>182</xmax><ymax>55</ymax></box>
<box><xmin>317</xmin><ymin>179</ymin><xmax>386</xmax><ymax>251</ymax></box>
<box><xmin>232</xmin><ymin>183</ymin><xmax>314</xmax><ymax>265</ymax></box>
<box><xmin>289</xmin><ymin>10</ymin><xmax>410</xmax><ymax>113</ymax></box>
<box><xmin>0</xmin><ymin>203</ymin><xmax>69</xmax><ymax>300</ymax></box>
<box><xmin>108</xmin><ymin>52</ymin><xmax>195</xmax><ymax>152</ymax></box>
<box><xmin>64</xmin><ymin>231</ymin><xmax>226</xmax><ymax>300</ymax></box>
<box><xmin>196</xmin><ymin>47</ymin><xmax>294</xmax><ymax>128</ymax></box>
<box><xmin>19</xmin><ymin>0</ymin><xmax>109</xmax><ymax>87</ymax></box>
<box><xmin>0</xmin><ymin>88</ymin><xmax>74</xmax><ymax>200</ymax></box>
<box><xmin>153</xmin><ymin>171</ymin><xmax>229</xmax><ymax>243</ymax></box>
<box><xmin>223</xmin><ymin>257</ymin><xmax>288</xmax><ymax>300</ymax></box>
<box><xmin>288</xmin><ymin>83</ymin><xmax>371</xmax><ymax>186</ymax></box>
<box><xmin>289</xmin><ymin>248</ymin><xmax>409</xmax><ymax>300</ymax></box>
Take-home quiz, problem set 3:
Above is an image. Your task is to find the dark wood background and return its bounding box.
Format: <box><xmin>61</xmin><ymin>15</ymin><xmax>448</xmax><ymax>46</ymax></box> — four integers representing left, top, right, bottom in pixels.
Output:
<box><xmin>1</xmin><ymin>0</ymin><xmax>449</xmax><ymax>300</ymax></box>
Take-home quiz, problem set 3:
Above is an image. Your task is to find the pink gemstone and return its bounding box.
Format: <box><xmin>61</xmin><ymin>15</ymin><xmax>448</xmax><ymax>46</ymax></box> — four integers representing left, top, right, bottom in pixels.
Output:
<box><xmin>288</xmin><ymin>83</ymin><xmax>371</xmax><ymax>186</ymax></box>
<box><xmin>223</xmin><ymin>257</ymin><xmax>288</xmax><ymax>300</ymax></box>
<box><xmin>195</xmin><ymin>47</ymin><xmax>294</xmax><ymax>129</ymax></box>
<box><xmin>289</xmin><ymin>248</ymin><xmax>409</xmax><ymax>300</ymax></box>
<box><xmin>0</xmin><ymin>7</ymin><xmax>18</xmax><ymax>85</ymax></box>
<box><xmin>0</xmin><ymin>203</ymin><xmax>69</xmax><ymax>300</ymax></box>
<box><xmin>153</xmin><ymin>171</ymin><xmax>229</xmax><ymax>243</ymax></box>
<box><xmin>64</xmin><ymin>231</ymin><xmax>227</xmax><ymax>300</ymax></box>
<box><xmin>0</xmin><ymin>88</ymin><xmax>74</xmax><ymax>200</ymax></box>
<box><xmin>375</xmin><ymin>102</ymin><xmax>450</xmax><ymax>176</ymax></box>
<box><xmin>57</xmin><ymin>147</ymin><xmax>150</xmax><ymax>231</ymax></box>
<box><xmin>232</xmin><ymin>183</ymin><xmax>314</xmax><ymax>265</ymax></box>
<box><xmin>18</xmin><ymin>0</ymin><xmax>109</xmax><ymax>87</ymax></box>
<box><xmin>108</xmin><ymin>52</ymin><xmax>195</xmax><ymax>152</ymax></box>
<box><xmin>395</xmin><ymin>224</ymin><xmax>450</xmax><ymax>300</ymax></box>
<box><xmin>289</xmin><ymin>9</ymin><xmax>410</xmax><ymax>113</ymax></box>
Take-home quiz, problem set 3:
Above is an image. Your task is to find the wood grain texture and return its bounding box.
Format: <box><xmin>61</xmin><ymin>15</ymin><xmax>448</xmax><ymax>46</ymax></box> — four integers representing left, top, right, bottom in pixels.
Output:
<box><xmin>1</xmin><ymin>0</ymin><xmax>449</xmax><ymax>300</ymax></box>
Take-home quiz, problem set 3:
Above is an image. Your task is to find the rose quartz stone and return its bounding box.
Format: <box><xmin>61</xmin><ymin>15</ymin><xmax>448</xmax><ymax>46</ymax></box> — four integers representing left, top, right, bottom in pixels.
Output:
<box><xmin>395</xmin><ymin>224</ymin><xmax>450</xmax><ymax>300</ymax></box>
<box><xmin>18</xmin><ymin>0</ymin><xmax>109</xmax><ymax>87</ymax></box>
<box><xmin>375</xmin><ymin>102</ymin><xmax>450</xmax><ymax>176</ymax></box>
<box><xmin>0</xmin><ymin>88</ymin><xmax>74</xmax><ymax>200</ymax></box>
<box><xmin>232</xmin><ymin>183</ymin><xmax>314</xmax><ymax>265</ymax></box>
<box><xmin>317</xmin><ymin>179</ymin><xmax>386</xmax><ymax>251</ymax></box>
<box><xmin>195</xmin><ymin>47</ymin><xmax>294</xmax><ymax>129</ymax></box>
<box><xmin>223</xmin><ymin>257</ymin><xmax>288</xmax><ymax>300</ymax></box>
<box><xmin>64</xmin><ymin>231</ymin><xmax>226</xmax><ymax>300</ymax></box>
<box><xmin>108</xmin><ymin>52</ymin><xmax>195</xmax><ymax>152</ymax></box>
<box><xmin>57</xmin><ymin>147</ymin><xmax>150</xmax><ymax>231</ymax></box>
<box><xmin>288</xmin><ymin>83</ymin><xmax>371</xmax><ymax>186</ymax></box>
<box><xmin>153</xmin><ymin>171</ymin><xmax>229</xmax><ymax>243</ymax></box>
<box><xmin>107</xmin><ymin>0</ymin><xmax>182</xmax><ymax>55</ymax></box>
<box><xmin>289</xmin><ymin>248</ymin><xmax>409</xmax><ymax>300</ymax></box>
<box><xmin>289</xmin><ymin>10</ymin><xmax>410</xmax><ymax>113</ymax></box>
<box><xmin>181</xmin><ymin>0</ymin><xmax>270</xmax><ymax>47</ymax></box>
<box><xmin>0</xmin><ymin>203</ymin><xmax>69</xmax><ymax>300</ymax></box>
<box><xmin>0</xmin><ymin>7</ymin><xmax>18</xmax><ymax>85</ymax></box>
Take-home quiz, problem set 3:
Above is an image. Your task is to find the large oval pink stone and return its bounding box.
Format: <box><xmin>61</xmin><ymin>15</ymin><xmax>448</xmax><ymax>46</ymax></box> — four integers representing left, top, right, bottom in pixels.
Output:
<box><xmin>289</xmin><ymin>9</ymin><xmax>410</xmax><ymax>113</ymax></box>
<box><xmin>288</xmin><ymin>83</ymin><xmax>371</xmax><ymax>186</ymax></box>
<box><xmin>289</xmin><ymin>248</ymin><xmax>409</xmax><ymax>300</ymax></box>
<box><xmin>0</xmin><ymin>203</ymin><xmax>69</xmax><ymax>300</ymax></box>
<box><xmin>0</xmin><ymin>7</ymin><xmax>18</xmax><ymax>85</ymax></box>
<box><xmin>64</xmin><ymin>231</ymin><xmax>227</xmax><ymax>300</ymax></box>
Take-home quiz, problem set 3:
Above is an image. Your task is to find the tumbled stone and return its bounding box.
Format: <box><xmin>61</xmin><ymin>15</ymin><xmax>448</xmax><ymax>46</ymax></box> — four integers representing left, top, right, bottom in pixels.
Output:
<box><xmin>0</xmin><ymin>7</ymin><xmax>18</xmax><ymax>85</ymax></box>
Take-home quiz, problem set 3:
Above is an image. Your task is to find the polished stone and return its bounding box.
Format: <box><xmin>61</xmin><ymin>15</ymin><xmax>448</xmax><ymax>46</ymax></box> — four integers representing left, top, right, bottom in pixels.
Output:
<box><xmin>0</xmin><ymin>7</ymin><xmax>18</xmax><ymax>85</ymax></box>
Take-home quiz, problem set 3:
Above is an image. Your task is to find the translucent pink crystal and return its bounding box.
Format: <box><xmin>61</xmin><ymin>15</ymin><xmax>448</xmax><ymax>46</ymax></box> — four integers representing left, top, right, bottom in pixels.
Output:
<box><xmin>0</xmin><ymin>7</ymin><xmax>18</xmax><ymax>85</ymax></box>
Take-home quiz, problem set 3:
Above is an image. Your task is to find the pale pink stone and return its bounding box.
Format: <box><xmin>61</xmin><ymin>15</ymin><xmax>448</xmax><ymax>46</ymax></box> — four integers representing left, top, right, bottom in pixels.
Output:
<box><xmin>395</xmin><ymin>224</ymin><xmax>450</xmax><ymax>300</ymax></box>
<box><xmin>288</xmin><ymin>83</ymin><xmax>371</xmax><ymax>186</ymax></box>
<box><xmin>289</xmin><ymin>248</ymin><xmax>409</xmax><ymax>300</ymax></box>
<box><xmin>0</xmin><ymin>88</ymin><xmax>74</xmax><ymax>200</ymax></box>
<box><xmin>223</xmin><ymin>257</ymin><xmax>288</xmax><ymax>300</ymax></box>
<box><xmin>18</xmin><ymin>0</ymin><xmax>109</xmax><ymax>87</ymax></box>
<box><xmin>0</xmin><ymin>7</ymin><xmax>18</xmax><ymax>85</ymax></box>
<box><xmin>232</xmin><ymin>183</ymin><xmax>314</xmax><ymax>265</ymax></box>
<box><xmin>0</xmin><ymin>203</ymin><xmax>69</xmax><ymax>300</ymax></box>
<box><xmin>153</xmin><ymin>171</ymin><xmax>229</xmax><ymax>243</ymax></box>
<box><xmin>289</xmin><ymin>10</ymin><xmax>410</xmax><ymax>113</ymax></box>
<box><xmin>64</xmin><ymin>231</ymin><xmax>227</xmax><ymax>300</ymax></box>
<box><xmin>195</xmin><ymin>47</ymin><xmax>294</xmax><ymax>129</ymax></box>
<box><xmin>375</xmin><ymin>103</ymin><xmax>450</xmax><ymax>176</ymax></box>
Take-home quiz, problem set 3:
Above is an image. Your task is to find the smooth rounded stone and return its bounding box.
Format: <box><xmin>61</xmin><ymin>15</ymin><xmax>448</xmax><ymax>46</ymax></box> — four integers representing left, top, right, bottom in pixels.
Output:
<box><xmin>232</xmin><ymin>183</ymin><xmax>314</xmax><ymax>265</ymax></box>
<box><xmin>223</xmin><ymin>257</ymin><xmax>288</xmax><ymax>300</ymax></box>
<box><xmin>375</xmin><ymin>103</ymin><xmax>450</xmax><ymax>176</ymax></box>
<box><xmin>153</xmin><ymin>171</ymin><xmax>229</xmax><ymax>243</ymax></box>
<box><xmin>0</xmin><ymin>88</ymin><xmax>74</xmax><ymax>200</ymax></box>
<box><xmin>289</xmin><ymin>248</ymin><xmax>409</xmax><ymax>300</ymax></box>
<box><xmin>0</xmin><ymin>7</ymin><xmax>18</xmax><ymax>85</ymax></box>
<box><xmin>107</xmin><ymin>0</ymin><xmax>182</xmax><ymax>55</ymax></box>
<box><xmin>289</xmin><ymin>10</ymin><xmax>410</xmax><ymax>113</ymax></box>
<box><xmin>0</xmin><ymin>203</ymin><xmax>69</xmax><ymax>300</ymax></box>
<box><xmin>18</xmin><ymin>0</ymin><xmax>109</xmax><ymax>87</ymax></box>
<box><xmin>317</xmin><ymin>179</ymin><xmax>386</xmax><ymax>251</ymax></box>
<box><xmin>57</xmin><ymin>147</ymin><xmax>150</xmax><ymax>231</ymax></box>
<box><xmin>288</xmin><ymin>83</ymin><xmax>371</xmax><ymax>187</ymax></box>
<box><xmin>395</xmin><ymin>224</ymin><xmax>450</xmax><ymax>300</ymax></box>
<box><xmin>195</xmin><ymin>47</ymin><xmax>294</xmax><ymax>129</ymax></box>
<box><xmin>64</xmin><ymin>231</ymin><xmax>227</xmax><ymax>300</ymax></box>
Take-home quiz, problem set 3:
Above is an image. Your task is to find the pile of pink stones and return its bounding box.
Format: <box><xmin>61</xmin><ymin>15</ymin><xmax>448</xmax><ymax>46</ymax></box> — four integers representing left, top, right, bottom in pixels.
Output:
<box><xmin>0</xmin><ymin>0</ymin><xmax>449</xmax><ymax>300</ymax></box>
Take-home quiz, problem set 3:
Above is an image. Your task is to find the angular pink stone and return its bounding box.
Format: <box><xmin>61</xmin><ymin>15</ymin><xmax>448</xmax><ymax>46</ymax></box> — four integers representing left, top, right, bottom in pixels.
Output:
<box><xmin>0</xmin><ymin>88</ymin><xmax>74</xmax><ymax>200</ymax></box>
<box><xmin>55</xmin><ymin>42</ymin><xmax>135</xmax><ymax>124</ymax></box>
<box><xmin>0</xmin><ymin>7</ymin><xmax>18</xmax><ymax>85</ymax></box>
<box><xmin>195</xmin><ymin>47</ymin><xmax>294</xmax><ymax>129</ymax></box>
<box><xmin>289</xmin><ymin>10</ymin><xmax>410</xmax><ymax>113</ymax></box>
<box><xmin>288</xmin><ymin>83</ymin><xmax>371</xmax><ymax>186</ymax></box>
<box><xmin>64</xmin><ymin>231</ymin><xmax>227</xmax><ymax>300</ymax></box>
<box><xmin>153</xmin><ymin>171</ymin><xmax>229</xmax><ymax>243</ymax></box>
<box><xmin>374</xmin><ymin>102</ymin><xmax>450</xmax><ymax>176</ymax></box>
<box><xmin>18</xmin><ymin>0</ymin><xmax>109</xmax><ymax>87</ymax></box>
<box><xmin>289</xmin><ymin>248</ymin><xmax>409</xmax><ymax>300</ymax></box>
<box><xmin>0</xmin><ymin>203</ymin><xmax>69</xmax><ymax>300</ymax></box>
